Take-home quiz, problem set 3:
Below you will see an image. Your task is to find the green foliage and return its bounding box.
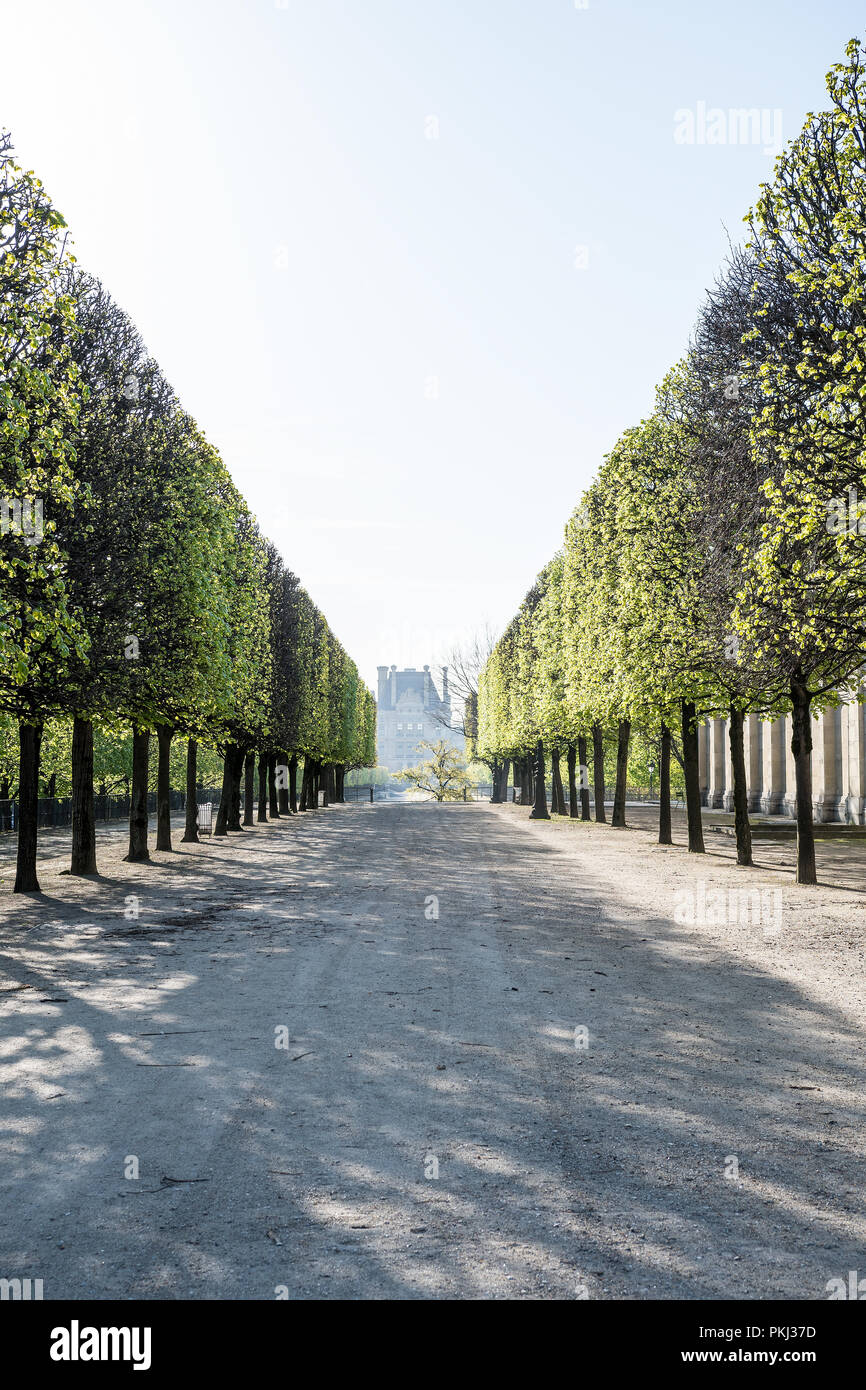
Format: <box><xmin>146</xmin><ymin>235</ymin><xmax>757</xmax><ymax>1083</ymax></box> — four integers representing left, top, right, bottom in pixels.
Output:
<box><xmin>395</xmin><ymin>740</ymin><xmax>474</xmax><ymax>801</ymax></box>
<box><xmin>477</xmin><ymin>38</ymin><xmax>866</xmax><ymax>772</ymax></box>
<box><xmin>0</xmin><ymin>132</ymin><xmax>89</xmax><ymax>716</ymax></box>
<box><xmin>0</xmin><ymin>131</ymin><xmax>374</xmax><ymax>793</ymax></box>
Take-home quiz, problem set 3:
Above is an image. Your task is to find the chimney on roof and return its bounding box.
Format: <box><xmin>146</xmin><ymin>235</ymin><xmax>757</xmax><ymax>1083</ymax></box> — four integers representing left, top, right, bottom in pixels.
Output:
<box><xmin>377</xmin><ymin>665</ymin><xmax>389</xmax><ymax>707</ymax></box>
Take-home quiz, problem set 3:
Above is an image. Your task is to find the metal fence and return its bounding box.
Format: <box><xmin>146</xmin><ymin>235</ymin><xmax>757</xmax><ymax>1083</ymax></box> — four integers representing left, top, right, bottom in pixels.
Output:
<box><xmin>0</xmin><ymin>788</ymin><xmax>223</xmax><ymax>834</ymax></box>
<box><xmin>0</xmin><ymin>782</ymin><xmax>686</xmax><ymax>831</ymax></box>
<box><xmin>344</xmin><ymin>784</ymin><xmax>389</xmax><ymax>802</ymax></box>
<box><xmin>507</xmin><ymin>785</ymin><xmax>685</xmax><ymax>808</ymax></box>
<box><xmin>343</xmin><ymin>783</ymin><xmax>496</xmax><ymax>802</ymax></box>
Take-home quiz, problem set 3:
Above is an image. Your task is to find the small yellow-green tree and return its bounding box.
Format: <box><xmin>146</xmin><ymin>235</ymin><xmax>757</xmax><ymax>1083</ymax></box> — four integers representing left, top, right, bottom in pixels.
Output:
<box><xmin>396</xmin><ymin>740</ymin><xmax>473</xmax><ymax>801</ymax></box>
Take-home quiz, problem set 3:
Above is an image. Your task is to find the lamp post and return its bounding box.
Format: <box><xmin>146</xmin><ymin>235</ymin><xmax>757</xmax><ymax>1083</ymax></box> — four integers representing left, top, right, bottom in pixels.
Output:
<box><xmin>648</xmin><ymin>761</ymin><xmax>655</xmax><ymax>801</ymax></box>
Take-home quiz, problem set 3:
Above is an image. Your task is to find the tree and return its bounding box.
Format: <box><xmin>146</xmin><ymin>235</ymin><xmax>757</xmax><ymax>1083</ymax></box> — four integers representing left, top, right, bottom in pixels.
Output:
<box><xmin>212</xmin><ymin>508</ymin><xmax>271</xmax><ymax>837</ymax></box>
<box><xmin>430</xmin><ymin>626</ymin><xmax>502</xmax><ymax>792</ymax></box>
<box><xmin>0</xmin><ymin>132</ymin><xmax>87</xmax><ymax>891</ymax></box>
<box><xmin>733</xmin><ymin>39</ymin><xmax>866</xmax><ymax>881</ymax></box>
<box><xmin>396</xmin><ymin>740</ymin><xmax>474</xmax><ymax>801</ymax></box>
<box><xmin>475</xmin><ymin>37</ymin><xmax>866</xmax><ymax>888</ymax></box>
<box><xmin>0</xmin><ymin>132</ymin><xmax>376</xmax><ymax>889</ymax></box>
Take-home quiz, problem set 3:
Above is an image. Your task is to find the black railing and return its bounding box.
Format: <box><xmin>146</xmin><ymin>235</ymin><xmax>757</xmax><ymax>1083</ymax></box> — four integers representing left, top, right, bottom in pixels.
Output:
<box><xmin>343</xmin><ymin>783</ymin><xmax>496</xmax><ymax>802</ymax></box>
<box><xmin>0</xmin><ymin>783</ymin><xmax>684</xmax><ymax>830</ymax></box>
<box><xmin>507</xmin><ymin>785</ymin><xmax>686</xmax><ymax>807</ymax></box>
<box><xmin>0</xmin><ymin>788</ymin><xmax>224</xmax><ymax>834</ymax></box>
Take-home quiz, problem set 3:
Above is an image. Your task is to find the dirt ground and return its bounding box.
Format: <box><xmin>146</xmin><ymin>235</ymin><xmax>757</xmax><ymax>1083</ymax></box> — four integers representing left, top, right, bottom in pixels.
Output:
<box><xmin>0</xmin><ymin>799</ymin><xmax>864</xmax><ymax>1300</ymax></box>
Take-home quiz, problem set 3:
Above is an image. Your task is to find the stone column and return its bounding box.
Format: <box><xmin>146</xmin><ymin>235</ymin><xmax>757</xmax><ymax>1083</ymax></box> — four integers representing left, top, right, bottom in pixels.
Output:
<box><xmin>813</xmin><ymin>706</ymin><xmax>843</xmax><ymax>823</ymax></box>
<box><xmin>760</xmin><ymin>715</ymin><xmax>786</xmax><ymax>815</ymax></box>
<box><xmin>783</xmin><ymin>715</ymin><xmax>798</xmax><ymax>818</ymax></box>
<box><xmin>842</xmin><ymin>693</ymin><xmax>866</xmax><ymax>824</ymax></box>
<box><xmin>708</xmin><ymin>719</ymin><xmax>726</xmax><ymax>809</ymax></box>
<box><xmin>698</xmin><ymin>720</ymin><xmax>709</xmax><ymax>807</ymax></box>
<box><xmin>744</xmin><ymin>714</ymin><xmax>763</xmax><ymax>812</ymax></box>
<box><xmin>722</xmin><ymin>717</ymin><xmax>735</xmax><ymax>812</ymax></box>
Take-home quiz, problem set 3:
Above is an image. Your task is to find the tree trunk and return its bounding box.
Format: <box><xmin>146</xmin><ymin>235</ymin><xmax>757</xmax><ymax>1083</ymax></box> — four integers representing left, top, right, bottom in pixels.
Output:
<box><xmin>335</xmin><ymin>765</ymin><xmax>345</xmax><ymax>803</ymax></box>
<box><xmin>592</xmin><ymin>724</ymin><xmax>606</xmax><ymax>823</ymax></box>
<box><xmin>567</xmin><ymin>744</ymin><xmax>578</xmax><ymax>817</ymax></box>
<box><xmin>244</xmin><ymin>752</ymin><xmax>255</xmax><ymax>825</ymax></box>
<box><xmin>289</xmin><ymin>755</ymin><xmax>298</xmax><ymax>812</ymax></box>
<box><xmin>790</xmin><ymin>672</ymin><xmax>816</xmax><ymax>885</ymax></box>
<box><xmin>729</xmin><ymin>705</ymin><xmax>753</xmax><ymax>867</ymax></box>
<box><xmin>125</xmin><ymin>727</ymin><xmax>151</xmax><ymax>861</ymax></box>
<box><xmin>658</xmin><ymin>722</ymin><xmax>672</xmax><ymax>846</ymax></box>
<box><xmin>521</xmin><ymin>756</ymin><xmax>533</xmax><ymax>806</ymax></box>
<box><xmin>497</xmin><ymin>757</ymin><xmax>509</xmax><ymax>804</ymax></box>
<box><xmin>182</xmin><ymin>739</ymin><xmax>199</xmax><ymax>842</ymax></box>
<box><xmin>214</xmin><ymin>745</ymin><xmax>235</xmax><ymax>836</ymax></box>
<box><xmin>551</xmin><ymin>748</ymin><xmax>566</xmax><ymax>814</ymax></box>
<box><xmin>268</xmin><ymin>753</ymin><xmax>280</xmax><ymax>817</ymax></box>
<box><xmin>155</xmin><ymin>724</ymin><xmax>173</xmax><ymax>851</ymax></box>
<box><xmin>578</xmin><ymin>735</ymin><xmax>591</xmax><ymax>821</ymax></box>
<box><xmin>257</xmin><ymin>753</ymin><xmax>268</xmax><ymax>822</ymax></box>
<box><xmin>228</xmin><ymin>746</ymin><xmax>244</xmax><ymax>831</ymax></box>
<box><xmin>530</xmin><ymin>739</ymin><xmax>550</xmax><ymax>819</ymax></box>
<box><xmin>321</xmin><ymin>764</ymin><xmax>330</xmax><ymax>808</ymax></box>
<box><xmin>71</xmin><ymin>716</ymin><xmax>98</xmax><ymax>875</ymax></box>
<box><xmin>612</xmin><ymin>719</ymin><xmax>630</xmax><ymax>827</ymax></box>
<box><xmin>14</xmin><ymin>719</ymin><xmax>43</xmax><ymax>892</ymax></box>
<box><xmin>299</xmin><ymin>759</ymin><xmax>309</xmax><ymax>812</ymax></box>
<box><xmin>278</xmin><ymin>751</ymin><xmax>290</xmax><ymax>813</ymax></box>
<box><xmin>681</xmin><ymin>700</ymin><xmax>705</xmax><ymax>854</ymax></box>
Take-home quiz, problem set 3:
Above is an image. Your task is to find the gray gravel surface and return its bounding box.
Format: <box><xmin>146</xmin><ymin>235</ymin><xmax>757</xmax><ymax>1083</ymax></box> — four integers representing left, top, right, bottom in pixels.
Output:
<box><xmin>0</xmin><ymin>801</ymin><xmax>863</xmax><ymax>1300</ymax></box>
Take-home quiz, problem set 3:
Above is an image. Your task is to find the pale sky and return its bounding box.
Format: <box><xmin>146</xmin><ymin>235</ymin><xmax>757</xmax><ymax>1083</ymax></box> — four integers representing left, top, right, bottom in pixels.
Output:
<box><xmin>4</xmin><ymin>0</ymin><xmax>862</xmax><ymax>691</ymax></box>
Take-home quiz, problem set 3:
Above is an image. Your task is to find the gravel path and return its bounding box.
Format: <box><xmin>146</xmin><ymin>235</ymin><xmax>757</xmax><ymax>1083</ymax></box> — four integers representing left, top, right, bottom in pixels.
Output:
<box><xmin>0</xmin><ymin>800</ymin><xmax>863</xmax><ymax>1300</ymax></box>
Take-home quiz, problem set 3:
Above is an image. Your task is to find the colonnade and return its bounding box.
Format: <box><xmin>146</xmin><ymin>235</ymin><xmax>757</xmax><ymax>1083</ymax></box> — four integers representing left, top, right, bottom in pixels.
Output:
<box><xmin>699</xmin><ymin>699</ymin><xmax>866</xmax><ymax>823</ymax></box>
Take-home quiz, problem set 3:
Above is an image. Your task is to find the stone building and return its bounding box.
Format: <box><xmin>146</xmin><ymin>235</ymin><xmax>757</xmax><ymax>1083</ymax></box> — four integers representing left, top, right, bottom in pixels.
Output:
<box><xmin>699</xmin><ymin>702</ymin><xmax>866</xmax><ymax>822</ymax></box>
<box><xmin>376</xmin><ymin>665</ymin><xmax>466</xmax><ymax>772</ymax></box>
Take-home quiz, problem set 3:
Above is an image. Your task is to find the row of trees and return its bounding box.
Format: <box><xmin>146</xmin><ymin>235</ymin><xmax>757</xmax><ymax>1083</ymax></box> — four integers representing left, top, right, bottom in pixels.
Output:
<box><xmin>474</xmin><ymin>38</ymin><xmax>866</xmax><ymax>885</ymax></box>
<box><xmin>0</xmin><ymin>131</ymin><xmax>375</xmax><ymax>891</ymax></box>
<box><xmin>0</xmin><ymin>714</ymin><xmax>230</xmax><ymax>802</ymax></box>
